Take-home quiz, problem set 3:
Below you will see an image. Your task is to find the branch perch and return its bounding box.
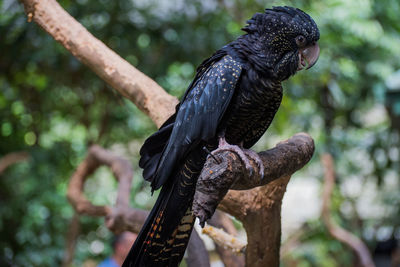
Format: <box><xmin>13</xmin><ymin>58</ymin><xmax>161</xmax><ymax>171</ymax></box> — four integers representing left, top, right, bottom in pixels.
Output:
<box><xmin>194</xmin><ymin>133</ymin><xmax>314</xmax><ymax>224</ymax></box>
<box><xmin>321</xmin><ymin>154</ymin><xmax>375</xmax><ymax>267</ymax></box>
<box><xmin>193</xmin><ymin>133</ymin><xmax>314</xmax><ymax>267</ymax></box>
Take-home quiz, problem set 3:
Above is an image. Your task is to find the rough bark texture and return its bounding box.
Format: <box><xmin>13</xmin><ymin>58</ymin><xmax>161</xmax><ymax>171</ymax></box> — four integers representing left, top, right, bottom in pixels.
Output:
<box><xmin>321</xmin><ymin>154</ymin><xmax>375</xmax><ymax>267</ymax></box>
<box><xmin>193</xmin><ymin>133</ymin><xmax>314</xmax><ymax>224</ymax></box>
<box><xmin>194</xmin><ymin>134</ymin><xmax>314</xmax><ymax>266</ymax></box>
<box><xmin>20</xmin><ymin>1</ymin><xmax>316</xmax><ymax>266</ymax></box>
<box><xmin>19</xmin><ymin>0</ymin><xmax>177</xmax><ymax>128</ymax></box>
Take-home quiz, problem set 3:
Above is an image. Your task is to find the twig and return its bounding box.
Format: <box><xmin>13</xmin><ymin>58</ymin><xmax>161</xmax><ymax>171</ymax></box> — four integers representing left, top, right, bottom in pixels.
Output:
<box><xmin>202</xmin><ymin>225</ymin><xmax>246</xmax><ymax>254</ymax></box>
<box><xmin>208</xmin><ymin>211</ymin><xmax>245</xmax><ymax>267</ymax></box>
<box><xmin>0</xmin><ymin>151</ymin><xmax>30</xmax><ymax>175</ymax></box>
<box><xmin>67</xmin><ymin>145</ymin><xmax>132</xmax><ymax>217</ymax></box>
<box><xmin>67</xmin><ymin>145</ymin><xmax>147</xmax><ymax>234</ymax></box>
<box><xmin>280</xmin><ymin>224</ymin><xmax>308</xmax><ymax>258</ymax></box>
<box><xmin>321</xmin><ymin>153</ymin><xmax>375</xmax><ymax>267</ymax></box>
<box><xmin>61</xmin><ymin>213</ymin><xmax>80</xmax><ymax>267</ymax></box>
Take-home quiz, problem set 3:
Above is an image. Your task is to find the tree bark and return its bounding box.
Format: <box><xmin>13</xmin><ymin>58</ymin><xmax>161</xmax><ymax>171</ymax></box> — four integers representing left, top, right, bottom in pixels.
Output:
<box><xmin>194</xmin><ymin>133</ymin><xmax>314</xmax><ymax>225</ymax></box>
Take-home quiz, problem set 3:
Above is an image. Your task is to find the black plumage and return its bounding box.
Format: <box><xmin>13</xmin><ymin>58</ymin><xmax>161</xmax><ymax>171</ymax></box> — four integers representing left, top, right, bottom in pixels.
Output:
<box><xmin>123</xmin><ymin>6</ymin><xmax>320</xmax><ymax>267</ymax></box>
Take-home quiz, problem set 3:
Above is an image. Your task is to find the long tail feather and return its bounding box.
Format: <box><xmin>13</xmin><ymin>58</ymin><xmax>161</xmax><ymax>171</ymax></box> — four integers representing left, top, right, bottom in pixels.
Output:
<box><xmin>123</xmin><ymin>150</ymin><xmax>206</xmax><ymax>267</ymax></box>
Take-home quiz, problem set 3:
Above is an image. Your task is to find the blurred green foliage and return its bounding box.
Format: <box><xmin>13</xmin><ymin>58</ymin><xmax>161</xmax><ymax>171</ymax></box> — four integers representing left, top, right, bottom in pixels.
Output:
<box><xmin>1</xmin><ymin>0</ymin><xmax>400</xmax><ymax>266</ymax></box>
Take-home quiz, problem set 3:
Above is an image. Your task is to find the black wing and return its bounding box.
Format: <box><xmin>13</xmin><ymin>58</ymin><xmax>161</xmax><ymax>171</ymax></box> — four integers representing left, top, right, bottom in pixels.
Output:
<box><xmin>148</xmin><ymin>55</ymin><xmax>243</xmax><ymax>190</ymax></box>
<box><xmin>138</xmin><ymin>50</ymin><xmax>227</xmax><ymax>186</ymax></box>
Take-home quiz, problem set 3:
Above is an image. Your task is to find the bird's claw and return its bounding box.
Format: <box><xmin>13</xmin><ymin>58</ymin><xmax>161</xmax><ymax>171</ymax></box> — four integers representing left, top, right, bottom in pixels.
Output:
<box><xmin>243</xmin><ymin>149</ymin><xmax>264</xmax><ymax>180</ymax></box>
<box><xmin>212</xmin><ymin>144</ymin><xmax>253</xmax><ymax>170</ymax></box>
<box><xmin>212</xmin><ymin>144</ymin><xmax>265</xmax><ymax>179</ymax></box>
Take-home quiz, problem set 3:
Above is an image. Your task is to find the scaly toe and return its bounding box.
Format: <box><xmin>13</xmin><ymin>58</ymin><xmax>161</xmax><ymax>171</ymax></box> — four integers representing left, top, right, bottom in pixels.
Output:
<box><xmin>243</xmin><ymin>149</ymin><xmax>264</xmax><ymax>180</ymax></box>
<box><xmin>212</xmin><ymin>144</ymin><xmax>255</xmax><ymax>175</ymax></box>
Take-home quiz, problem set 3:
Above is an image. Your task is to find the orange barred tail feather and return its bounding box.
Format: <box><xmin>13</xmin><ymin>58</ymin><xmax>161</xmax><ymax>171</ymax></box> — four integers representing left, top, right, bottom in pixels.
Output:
<box><xmin>122</xmin><ymin>184</ymin><xmax>196</xmax><ymax>267</ymax></box>
<box><xmin>149</xmin><ymin>207</ymin><xmax>196</xmax><ymax>266</ymax></box>
<box><xmin>123</xmin><ymin>152</ymin><xmax>206</xmax><ymax>267</ymax></box>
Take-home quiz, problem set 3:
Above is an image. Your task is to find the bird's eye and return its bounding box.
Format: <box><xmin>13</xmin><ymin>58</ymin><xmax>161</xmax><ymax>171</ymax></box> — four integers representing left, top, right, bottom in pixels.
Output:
<box><xmin>295</xmin><ymin>35</ymin><xmax>306</xmax><ymax>46</ymax></box>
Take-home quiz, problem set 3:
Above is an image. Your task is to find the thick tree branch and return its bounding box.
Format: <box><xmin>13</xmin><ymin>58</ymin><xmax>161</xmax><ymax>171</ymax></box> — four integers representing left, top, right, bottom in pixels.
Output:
<box><xmin>20</xmin><ymin>0</ymin><xmax>178</xmax><ymax>127</ymax></box>
<box><xmin>66</xmin><ymin>136</ymin><xmax>314</xmax><ymax>267</ymax></box>
<box><xmin>191</xmin><ymin>133</ymin><xmax>314</xmax><ymax>266</ymax></box>
<box><xmin>321</xmin><ymin>154</ymin><xmax>375</xmax><ymax>267</ymax></box>
<box><xmin>193</xmin><ymin>133</ymin><xmax>314</xmax><ymax>223</ymax></box>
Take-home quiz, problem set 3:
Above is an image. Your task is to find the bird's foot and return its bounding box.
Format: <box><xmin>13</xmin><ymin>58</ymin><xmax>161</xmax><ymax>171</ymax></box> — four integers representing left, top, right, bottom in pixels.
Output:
<box><xmin>211</xmin><ymin>137</ymin><xmax>263</xmax><ymax>178</ymax></box>
<box><xmin>242</xmin><ymin>148</ymin><xmax>264</xmax><ymax>179</ymax></box>
<box><xmin>212</xmin><ymin>143</ymin><xmax>253</xmax><ymax>174</ymax></box>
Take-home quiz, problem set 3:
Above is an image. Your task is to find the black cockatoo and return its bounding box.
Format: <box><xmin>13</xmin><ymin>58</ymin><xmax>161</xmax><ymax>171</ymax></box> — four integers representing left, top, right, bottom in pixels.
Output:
<box><xmin>123</xmin><ymin>6</ymin><xmax>320</xmax><ymax>267</ymax></box>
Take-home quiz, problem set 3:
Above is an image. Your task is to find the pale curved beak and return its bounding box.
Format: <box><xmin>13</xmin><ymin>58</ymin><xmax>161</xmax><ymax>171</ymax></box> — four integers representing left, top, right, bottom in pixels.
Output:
<box><xmin>298</xmin><ymin>42</ymin><xmax>320</xmax><ymax>70</ymax></box>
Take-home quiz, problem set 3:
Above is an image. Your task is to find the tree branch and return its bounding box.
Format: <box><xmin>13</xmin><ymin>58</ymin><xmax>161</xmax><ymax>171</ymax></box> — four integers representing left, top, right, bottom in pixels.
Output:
<box><xmin>193</xmin><ymin>133</ymin><xmax>314</xmax><ymax>224</ymax></box>
<box><xmin>192</xmin><ymin>133</ymin><xmax>314</xmax><ymax>266</ymax></box>
<box><xmin>321</xmin><ymin>154</ymin><xmax>375</xmax><ymax>267</ymax></box>
<box><xmin>0</xmin><ymin>151</ymin><xmax>29</xmax><ymax>175</ymax></box>
<box><xmin>67</xmin><ymin>145</ymin><xmax>208</xmax><ymax>267</ymax></box>
<box><xmin>61</xmin><ymin>213</ymin><xmax>80</xmax><ymax>267</ymax></box>
<box><xmin>202</xmin><ymin>225</ymin><xmax>246</xmax><ymax>254</ymax></box>
<box><xmin>19</xmin><ymin>0</ymin><xmax>178</xmax><ymax>128</ymax></box>
<box><xmin>66</xmin><ymin>145</ymin><xmax>148</xmax><ymax>234</ymax></box>
<box><xmin>208</xmin><ymin>211</ymin><xmax>245</xmax><ymax>267</ymax></box>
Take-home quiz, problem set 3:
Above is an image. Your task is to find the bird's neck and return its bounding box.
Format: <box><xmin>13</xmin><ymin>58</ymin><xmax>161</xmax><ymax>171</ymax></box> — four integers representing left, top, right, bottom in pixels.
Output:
<box><xmin>226</xmin><ymin>35</ymin><xmax>277</xmax><ymax>79</ymax></box>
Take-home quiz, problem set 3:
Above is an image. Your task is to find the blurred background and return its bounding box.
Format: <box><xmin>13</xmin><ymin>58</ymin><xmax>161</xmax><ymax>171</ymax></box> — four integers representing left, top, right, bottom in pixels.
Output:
<box><xmin>1</xmin><ymin>0</ymin><xmax>400</xmax><ymax>266</ymax></box>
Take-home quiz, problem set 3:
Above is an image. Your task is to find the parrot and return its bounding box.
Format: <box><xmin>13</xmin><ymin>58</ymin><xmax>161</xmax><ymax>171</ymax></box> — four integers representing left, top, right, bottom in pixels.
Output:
<box><xmin>123</xmin><ymin>6</ymin><xmax>320</xmax><ymax>267</ymax></box>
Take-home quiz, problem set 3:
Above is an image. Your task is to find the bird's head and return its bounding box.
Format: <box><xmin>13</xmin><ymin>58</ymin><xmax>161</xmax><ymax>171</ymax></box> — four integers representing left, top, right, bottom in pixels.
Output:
<box><xmin>241</xmin><ymin>6</ymin><xmax>320</xmax><ymax>81</ymax></box>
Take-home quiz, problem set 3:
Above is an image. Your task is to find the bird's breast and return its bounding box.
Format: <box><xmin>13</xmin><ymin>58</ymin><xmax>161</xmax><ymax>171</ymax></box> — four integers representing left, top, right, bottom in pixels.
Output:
<box><xmin>222</xmin><ymin>78</ymin><xmax>282</xmax><ymax>147</ymax></box>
